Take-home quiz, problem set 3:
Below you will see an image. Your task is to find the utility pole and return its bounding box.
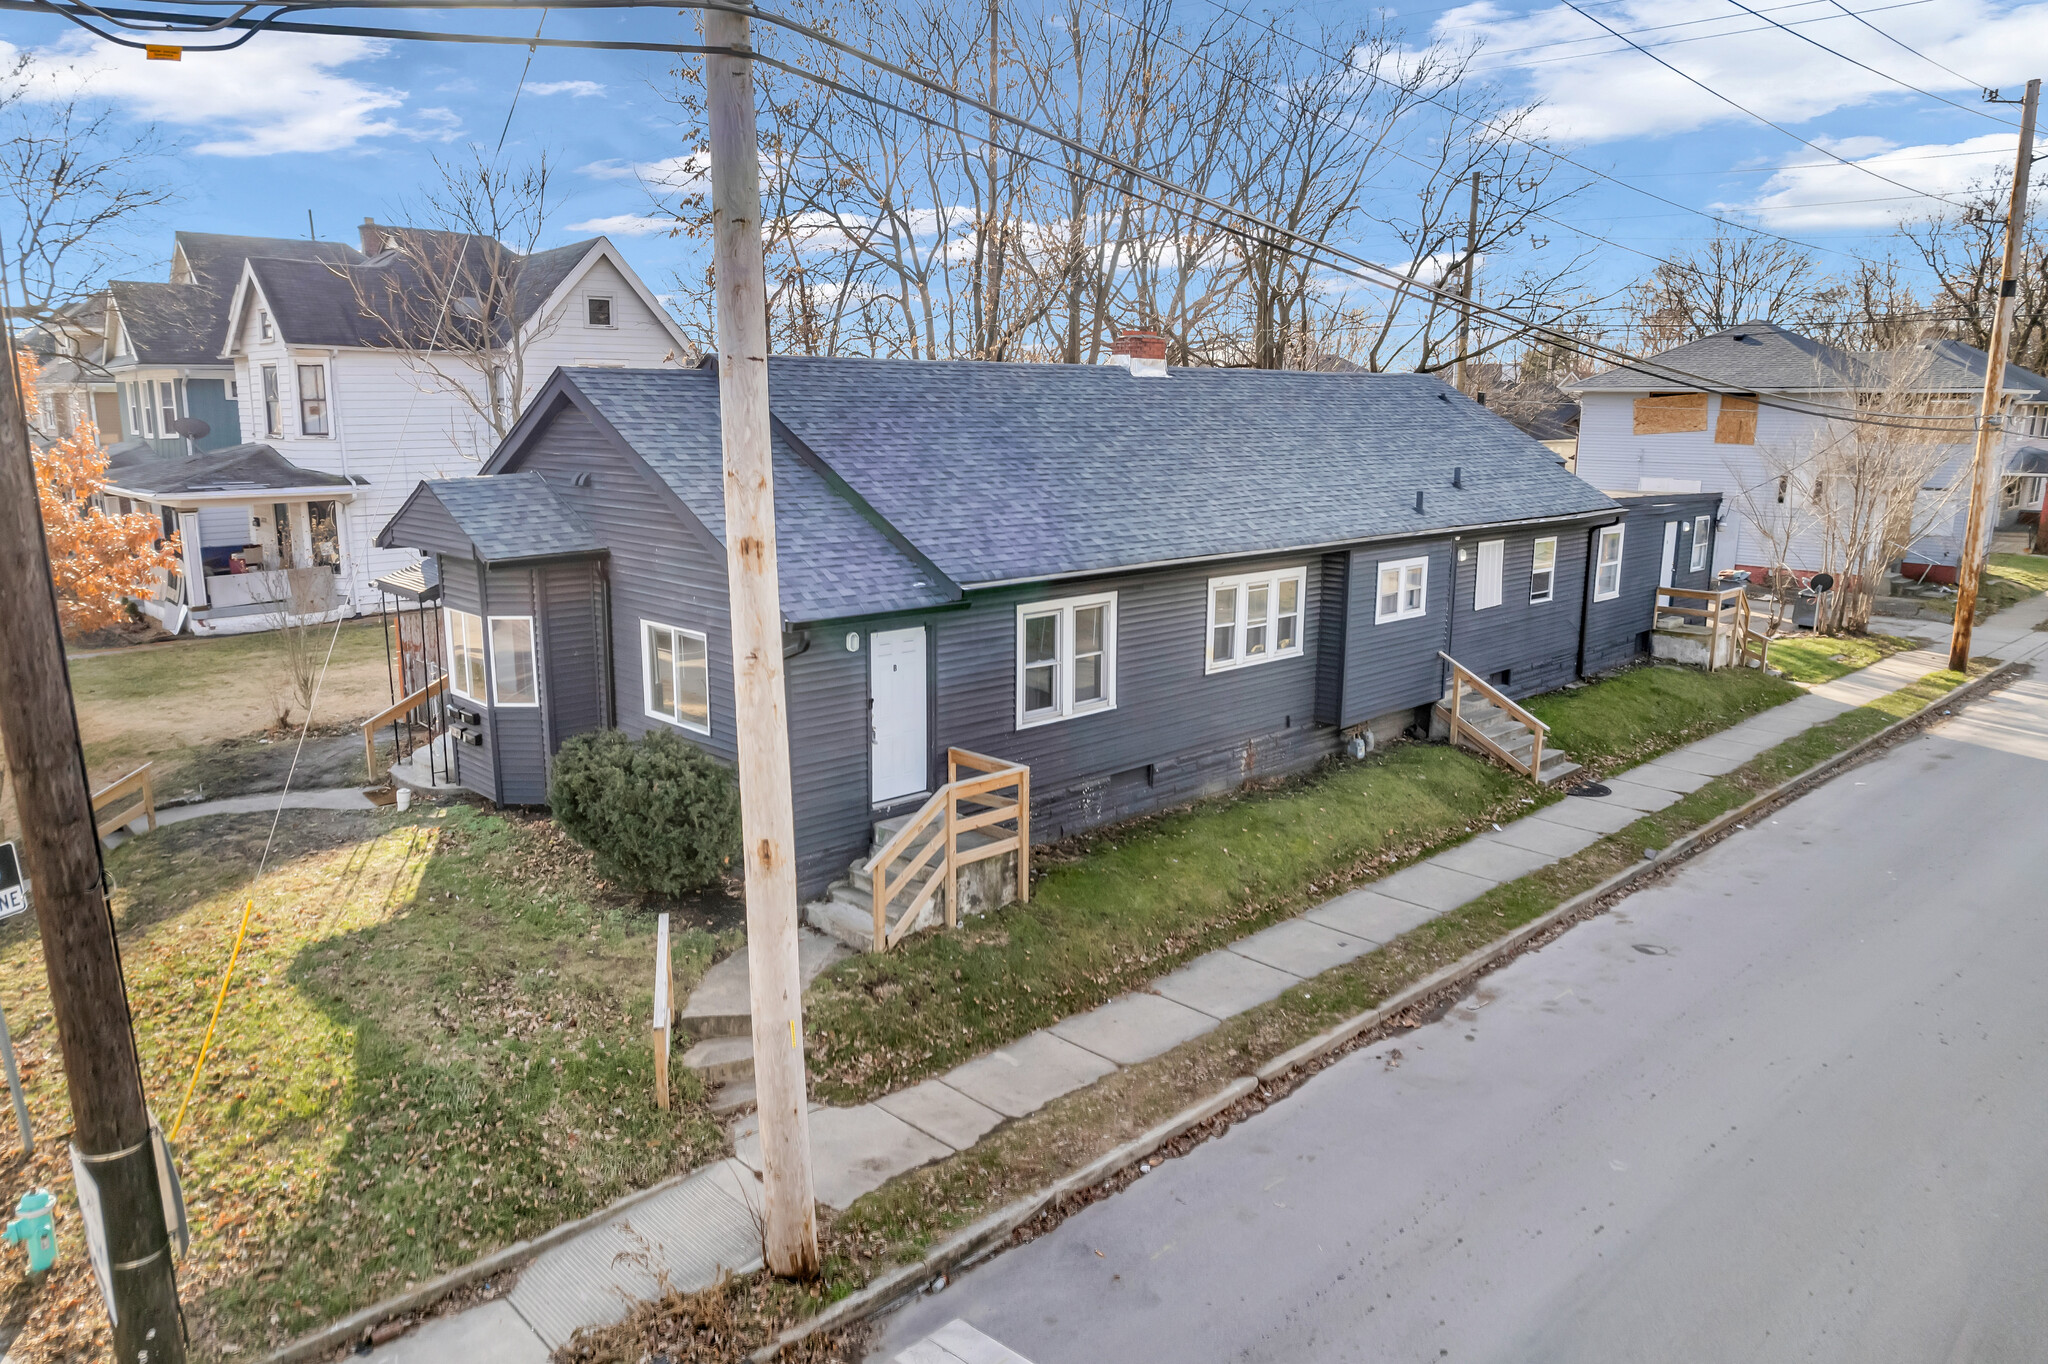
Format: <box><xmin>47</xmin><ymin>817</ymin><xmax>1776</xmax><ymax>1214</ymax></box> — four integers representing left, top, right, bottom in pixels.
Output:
<box><xmin>0</xmin><ymin>275</ymin><xmax>185</xmax><ymax>1354</ymax></box>
<box><xmin>701</xmin><ymin>0</ymin><xmax>820</xmax><ymax>1277</ymax></box>
<box><xmin>983</xmin><ymin>0</ymin><xmax>1001</xmax><ymax>360</ymax></box>
<box><xmin>1951</xmin><ymin>77</ymin><xmax>2040</xmax><ymax>671</ymax></box>
<box><xmin>1455</xmin><ymin>172</ymin><xmax>1483</xmax><ymax>395</ymax></box>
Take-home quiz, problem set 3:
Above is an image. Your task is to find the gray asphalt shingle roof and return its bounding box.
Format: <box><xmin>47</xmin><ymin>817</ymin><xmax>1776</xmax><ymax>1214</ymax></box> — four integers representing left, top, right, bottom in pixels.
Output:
<box><xmin>1570</xmin><ymin>322</ymin><xmax>1868</xmax><ymax>394</ymax></box>
<box><xmin>103</xmin><ymin>442</ymin><xmax>353</xmax><ymax>497</ymax></box>
<box><xmin>108</xmin><ymin>235</ymin><xmax>364</xmax><ymax>365</ymax></box>
<box><xmin>559</xmin><ymin>358</ymin><xmax>1615</xmax><ymax>608</ymax></box>
<box><xmin>412</xmin><ymin>473</ymin><xmax>601</xmax><ymax>563</ymax></box>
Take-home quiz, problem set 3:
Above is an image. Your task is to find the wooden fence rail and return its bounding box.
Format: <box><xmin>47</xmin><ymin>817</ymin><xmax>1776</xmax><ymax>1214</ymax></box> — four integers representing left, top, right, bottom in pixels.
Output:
<box><xmin>91</xmin><ymin>763</ymin><xmax>155</xmax><ymax>843</ymax></box>
<box><xmin>866</xmin><ymin>748</ymin><xmax>1030</xmax><ymax>952</ymax></box>
<box><xmin>1655</xmin><ymin>586</ymin><xmax>1772</xmax><ymax>671</ymax></box>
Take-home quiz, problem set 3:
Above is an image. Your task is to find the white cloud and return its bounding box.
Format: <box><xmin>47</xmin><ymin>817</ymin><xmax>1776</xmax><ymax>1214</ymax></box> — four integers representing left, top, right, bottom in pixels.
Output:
<box><xmin>578</xmin><ymin>154</ymin><xmax>707</xmax><ymax>193</ymax></box>
<box><xmin>565</xmin><ymin>213</ymin><xmax>675</xmax><ymax>237</ymax></box>
<box><xmin>526</xmin><ymin>80</ymin><xmax>605</xmax><ymax>98</ymax></box>
<box><xmin>1720</xmin><ymin>134</ymin><xmax>2017</xmax><ymax>230</ymax></box>
<box><xmin>4</xmin><ymin>32</ymin><xmax>459</xmax><ymax>156</ymax></box>
<box><xmin>1434</xmin><ymin>1</ymin><xmax>2048</xmax><ymax>145</ymax></box>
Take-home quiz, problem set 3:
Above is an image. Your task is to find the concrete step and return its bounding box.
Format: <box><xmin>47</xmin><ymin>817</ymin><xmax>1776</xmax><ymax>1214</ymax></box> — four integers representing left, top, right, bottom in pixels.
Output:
<box><xmin>706</xmin><ymin>1079</ymin><xmax>756</xmax><ymax>1117</ymax></box>
<box><xmin>676</xmin><ymin>930</ymin><xmax>849</xmax><ymax>1039</ymax></box>
<box><xmin>1537</xmin><ymin>756</ymin><xmax>1582</xmax><ymax>786</ymax></box>
<box><xmin>679</xmin><ymin>1035</ymin><xmax>753</xmax><ymax>1085</ymax></box>
<box><xmin>806</xmin><ymin>893</ymin><xmax>878</xmax><ymax>952</ymax></box>
<box><xmin>849</xmin><ymin>854</ymin><xmax>939</xmax><ymax>897</ymax></box>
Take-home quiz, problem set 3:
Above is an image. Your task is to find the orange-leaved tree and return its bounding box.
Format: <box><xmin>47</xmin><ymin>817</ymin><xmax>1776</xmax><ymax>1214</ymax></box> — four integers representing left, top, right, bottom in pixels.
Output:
<box><xmin>17</xmin><ymin>350</ymin><xmax>182</xmax><ymax>635</ymax></box>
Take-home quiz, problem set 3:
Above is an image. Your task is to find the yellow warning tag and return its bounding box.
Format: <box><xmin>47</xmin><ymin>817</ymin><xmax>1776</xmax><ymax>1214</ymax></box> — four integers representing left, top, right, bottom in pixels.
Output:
<box><xmin>145</xmin><ymin>45</ymin><xmax>182</xmax><ymax>60</ymax></box>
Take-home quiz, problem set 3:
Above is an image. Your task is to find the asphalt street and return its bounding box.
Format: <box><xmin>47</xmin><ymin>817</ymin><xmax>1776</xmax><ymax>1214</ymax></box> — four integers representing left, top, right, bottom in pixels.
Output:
<box><xmin>871</xmin><ymin>673</ymin><xmax>2048</xmax><ymax>1364</ymax></box>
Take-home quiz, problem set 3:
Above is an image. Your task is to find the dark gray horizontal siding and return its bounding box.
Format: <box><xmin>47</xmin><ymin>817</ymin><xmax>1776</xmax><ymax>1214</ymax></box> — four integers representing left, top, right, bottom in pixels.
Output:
<box><xmin>1444</xmin><ymin>522</ymin><xmax>1590</xmax><ymax>699</ymax></box>
<box><xmin>483</xmin><ymin>565</ymin><xmax>550</xmax><ymax>805</ymax></box>
<box><xmin>387</xmin><ymin>489</ymin><xmax>476</xmax><ymax>559</ymax></box>
<box><xmin>787</xmin><ymin>634</ymin><xmax>873</xmax><ymax>896</ymax></box>
<box><xmin>437</xmin><ymin>557</ymin><xmax>499</xmax><ymax>804</ymax></box>
<box><xmin>1583</xmin><ymin>493</ymin><xmax>1724</xmax><ymax>675</ymax></box>
<box><xmin>932</xmin><ymin>554</ymin><xmax>1332</xmax><ymax>842</ymax></box>
<box><xmin>1341</xmin><ymin>537</ymin><xmax>1455</xmax><ymax>727</ymax></box>
<box><xmin>542</xmin><ymin>559</ymin><xmax>606</xmax><ymax>749</ymax></box>
<box><xmin>1313</xmin><ymin>553</ymin><xmax>1347</xmax><ymax>727</ymax></box>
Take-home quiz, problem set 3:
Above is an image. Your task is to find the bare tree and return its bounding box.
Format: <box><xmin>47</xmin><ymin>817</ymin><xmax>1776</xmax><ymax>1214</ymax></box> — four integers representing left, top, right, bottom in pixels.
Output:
<box><xmin>349</xmin><ymin>146</ymin><xmax>562</xmax><ymax>454</ymax></box>
<box><xmin>1901</xmin><ymin>178</ymin><xmax>2048</xmax><ymax>375</ymax></box>
<box><xmin>1622</xmin><ymin>229</ymin><xmax>1824</xmax><ymax>352</ymax></box>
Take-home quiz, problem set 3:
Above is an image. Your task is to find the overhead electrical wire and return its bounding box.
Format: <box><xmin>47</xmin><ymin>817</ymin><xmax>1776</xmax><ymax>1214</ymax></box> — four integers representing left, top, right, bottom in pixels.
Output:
<box><xmin>1823</xmin><ymin>0</ymin><xmax>1993</xmax><ymax>93</ymax></box>
<box><xmin>1721</xmin><ymin>0</ymin><xmax>2016</xmax><ymax>127</ymax></box>
<box><xmin>1465</xmin><ymin>0</ymin><xmax>1940</xmax><ymax>75</ymax></box>
<box><xmin>1559</xmin><ymin>0</ymin><xmax>1973</xmax><ymax>211</ymax></box>
<box><xmin>7</xmin><ymin>0</ymin><xmax>1987</xmax><ymax>432</ymax></box>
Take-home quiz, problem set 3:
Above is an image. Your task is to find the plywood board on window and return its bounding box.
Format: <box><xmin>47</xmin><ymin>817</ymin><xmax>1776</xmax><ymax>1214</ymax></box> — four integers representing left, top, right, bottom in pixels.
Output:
<box><xmin>1633</xmin><ymin>392</ymin><xmax>1709</xmax><ymax>434</ymax></box>
<box><xmin>1714</xmin><ymin>395</ymin><xmax>1758</xmax><ymax>444</ymax></box>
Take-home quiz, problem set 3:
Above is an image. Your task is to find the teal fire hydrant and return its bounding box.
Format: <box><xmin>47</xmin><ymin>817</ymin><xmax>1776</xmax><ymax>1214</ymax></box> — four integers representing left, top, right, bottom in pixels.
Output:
<box><xmin>3</xmin><ymin>1189</ymin><xmax>57</xmax><ymax>1273</ymax></box>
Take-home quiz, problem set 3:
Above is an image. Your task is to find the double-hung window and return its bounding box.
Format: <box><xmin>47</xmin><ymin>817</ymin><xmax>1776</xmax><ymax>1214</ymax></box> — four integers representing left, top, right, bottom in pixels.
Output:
<box><xmin>1691</xmin><ymin>515</ymin><xmax>1711</xmax><ymax>572</ymax></box>
<box><xmin>259</xmin><ymin>309</ymin><xmax>274</xmax><ymax>341</ymax></box>
<box><xmin>160</xmin><ymin>380</ymin><xmax>179</xmax><ymax>436</ymax></box>
<box><xmin>489</xmin><ymin>616</ymin><xmax>538</xmax><ymax>706</ymax></box>
<box><xmin>447</xmin><ymin>609</ymin><xmax>487</xmax><ymax>702</ymax></box>
<box><xmin>1375</xmin><ymin>556</ymin><xmax>1429</xmax><ymax>624</ymax></box>
<box><xmin>1473</xmin><ymin>540</ymin><xmax>1505</xmax><ymax>611</ymax></box>
<box><xmin>1206</xmin><ymin>567</ymin><xmax>1305</xmax><ymax>672</ymax></box>
<box><xmin>141</xmin><ymin>381</ymin><xmax>159</xmax><ymax>437</ymax></box>
<box><xmin>1594</xmin><ymin>525</ymin><xmax>1625</xmax><ymax>601</ymax></box>
<box><xmin>298</xmin><ymin>364</ymin><xmax>330</xmax><ymax>436</ymax></box>
<box><xmin>1017</xmin><ymin>592</ymin><xmax>1116</xmax><ymax>727</ymax></box>
<box><xmin>261</xmin><ymin>365</ymin><xmax>280</xmax><ymax>436</ymax></box>
<box><xmin>1530</xmin><ymin>536</ymin><xmax>1557</xmax><ymax>604</ymax></box>
<box><xmin>643</xmin><ymin>621</ymin><xmax>711</xmax><ymax>734</ymax></box>
<box><xmin>125</xmin><ymin>383</ymin><xmax>144</xmax><ymax>438</ymax></box>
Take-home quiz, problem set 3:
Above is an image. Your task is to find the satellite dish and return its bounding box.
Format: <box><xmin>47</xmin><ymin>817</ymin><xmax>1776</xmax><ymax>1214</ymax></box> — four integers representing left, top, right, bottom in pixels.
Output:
<box><xmin>1810</xmin><ymin>572</ymin><xmax>1836</xmax><ymax>593</ymax></box>
<box><xmin>169</xmin><ymin>416</ymin><xmax>211</xmax><ymax>440</ymax></box>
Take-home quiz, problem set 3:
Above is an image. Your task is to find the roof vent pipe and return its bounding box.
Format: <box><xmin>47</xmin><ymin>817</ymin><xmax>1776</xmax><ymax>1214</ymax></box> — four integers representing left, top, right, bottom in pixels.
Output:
<box><xmin>1452</xmin><ymin>465</ymin><xmax>1463</xmax><ymax>489</ymax></box>
<box><xmin>1415</xmin><ymin>490</ymin><xmax>1425</xmax><ymax>513</ymax></box>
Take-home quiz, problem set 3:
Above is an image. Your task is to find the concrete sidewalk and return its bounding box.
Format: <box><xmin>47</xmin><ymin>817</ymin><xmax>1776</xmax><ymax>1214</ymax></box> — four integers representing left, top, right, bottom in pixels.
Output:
<box><xmin>361</xmin><ymin>617</ymin><xmax>2048</xmax><ymax>1362</ymax></box>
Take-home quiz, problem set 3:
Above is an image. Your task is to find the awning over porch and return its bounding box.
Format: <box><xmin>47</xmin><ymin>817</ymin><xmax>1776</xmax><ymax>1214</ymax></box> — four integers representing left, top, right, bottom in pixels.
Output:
<box><xmin>102</xmin><ymin>441</ymin><xmax>357</xmax><ymax>502</ymax></box>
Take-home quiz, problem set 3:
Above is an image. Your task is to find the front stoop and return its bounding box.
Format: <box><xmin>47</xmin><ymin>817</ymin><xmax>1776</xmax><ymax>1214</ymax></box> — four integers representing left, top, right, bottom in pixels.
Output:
<box><xmin>805</xmin><ymin>814</ymin><xmax>1019</xmax><ymax>952</ymax></box>
<box><xmin>1434</xmin><ymin>693</ymin><xmax>1581</xmax><ymax>785</ymax></box>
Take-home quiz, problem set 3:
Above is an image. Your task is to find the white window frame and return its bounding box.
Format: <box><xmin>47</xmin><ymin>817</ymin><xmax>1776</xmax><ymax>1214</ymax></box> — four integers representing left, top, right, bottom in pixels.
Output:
<box><xmin>586</xmin><ymin>295</ymin><xmax>615</xmax><ymax>328</ymax></box>
<box><xmin>446</xmin><ymin>609</ymin><xmax>487</xmax><ymax>703</ymax></box>
<box><xmin>1015</xmin><ymin>591</ymin><xmax>1117</xmax><ymax>729</ymax></box>
<box><xmin>488</xmin><ymin>615</ymin><xmax>539</xmax><ymax>708</ymax></box>
<box><xmin>1594</xmin><ymin>525</ymin><xmax>1626</xmax><ymax>602</ymax></box>
<box><xmin>1690</xmin><ymin>515</ymin><xmax>1711</xmax><ymax>572</ymax></box>
<box><xmin>1205</xmin><ymin>567</ymin><xmax>1306</xmax><ymax>673</ymax></box>
<box><xmin>297</xmin><ymin>362</ymin><xmax>331</xmax><ymax>437</ymax></box>
<box><xmin>1374</xmin><ymin>555</ymin><xmax>1429</xmax><ymax>624</ymax></box>
<box><xmin>641</xmin><ymin>619</ymin><xmax>712</xmax><ymax>736</ymax></box>
<box><xmin>1530</xmin><ymin>536</ymin><xmax>1557</xmax><ymax>604</ymax></box>
<box><xmin>1473</xmin><ymin>539</ymin><xmax>1505</xmax><ymax>612</ymax></box>
<box><xmin>259</xmin><ymin>309</ymin><xmax>273</xmax><ymax>341</ymax></box>
<box><xmin>261</xmin><ymin>364</ymin><xmax>280</xmax><ymax>437</ymax></box>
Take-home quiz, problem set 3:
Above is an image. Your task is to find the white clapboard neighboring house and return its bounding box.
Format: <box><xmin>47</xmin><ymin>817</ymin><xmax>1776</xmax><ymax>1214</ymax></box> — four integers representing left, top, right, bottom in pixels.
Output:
<box><xmin>1567</xmin><ymin>322</ymin><xmax>2048</xmax><ymax>584</ymax></box>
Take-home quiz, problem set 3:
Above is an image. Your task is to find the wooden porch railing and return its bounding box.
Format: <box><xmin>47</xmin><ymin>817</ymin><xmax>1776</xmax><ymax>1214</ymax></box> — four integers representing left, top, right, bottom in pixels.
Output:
<box><xmin>360</xmin><ymin>674</ymin><xmax>447</xmax><ymax>781</ymax></box>
<box><xmin>1439</xmin><ymin>652</ymin><xmax>1549</xmax><ymax>781</ymax></box>
<box><xmin>866</xmin><ymin>747</ymin><xmax>1030</xmax><ymax>952</ymax></box>
<box><xmin>92</xmin><ymin>763</ymin><xmax>156</xmax><ymax>843</ymax></box>
<box><xmin>1655</xmin><ymin>586</ymin><xmax>1772</xmax><ymax>671</ymax></box>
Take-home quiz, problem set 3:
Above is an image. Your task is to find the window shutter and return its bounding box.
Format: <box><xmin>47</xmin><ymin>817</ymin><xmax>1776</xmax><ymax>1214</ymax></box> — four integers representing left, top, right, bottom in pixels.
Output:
<box><xmin>1474</xmin><ymin>539</ymin><xmax>1504</xmax><ymax>610</ymax></box>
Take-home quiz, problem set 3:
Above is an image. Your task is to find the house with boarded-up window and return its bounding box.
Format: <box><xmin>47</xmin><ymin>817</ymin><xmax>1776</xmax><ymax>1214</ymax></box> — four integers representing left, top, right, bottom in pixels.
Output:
<box><xmin>376</xmin><ymin>346</ymin><xmax>1722</xmax><ymax>948</ymax></box>
<box><xmin>1568</xmin><ymin>321</ymin><xmax>2048</xmax><ymax>583</ymax></box>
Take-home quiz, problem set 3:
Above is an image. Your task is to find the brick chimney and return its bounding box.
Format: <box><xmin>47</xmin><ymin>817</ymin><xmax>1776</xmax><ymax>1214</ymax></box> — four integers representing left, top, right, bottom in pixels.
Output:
<box><xmin>1108</xmin><ymin>329</ymin><xmax>1168</xmax><ymax>378</ymax></box>
<box><xmin>359</xmin><ymin>216</ymin><xmax>388</xmax><ymax>254</ymax></box>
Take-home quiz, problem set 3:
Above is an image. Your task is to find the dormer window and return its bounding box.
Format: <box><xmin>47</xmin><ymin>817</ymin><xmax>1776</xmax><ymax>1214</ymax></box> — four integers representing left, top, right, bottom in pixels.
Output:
<box><xmin>586</xmin><ymin>296</ymin><xmax>614</xmax><ymax>327</ymax></box>
<box><xmin>259</xmin><ymin>310</ymin><xmax>273</xmax><ymax>341</ymax></box>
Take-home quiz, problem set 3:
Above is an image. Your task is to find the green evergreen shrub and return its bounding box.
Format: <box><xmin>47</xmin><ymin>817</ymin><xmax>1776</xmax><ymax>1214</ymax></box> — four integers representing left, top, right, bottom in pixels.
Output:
<box><xmin>549</xmin><ymin>728</ymin><xmax>741</xmax><ymax>895</ymax></box>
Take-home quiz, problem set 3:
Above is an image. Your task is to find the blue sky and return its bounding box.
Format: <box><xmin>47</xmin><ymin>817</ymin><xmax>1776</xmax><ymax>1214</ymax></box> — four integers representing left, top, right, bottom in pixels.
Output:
<box><xmin>4</xmin><ymin>0</ymin><xmax>2046</xmax><ymax>323</ymax></box>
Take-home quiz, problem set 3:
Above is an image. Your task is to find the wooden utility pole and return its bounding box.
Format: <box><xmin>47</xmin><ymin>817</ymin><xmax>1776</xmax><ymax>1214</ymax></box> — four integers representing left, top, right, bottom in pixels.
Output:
<box><xmin>0</xmin><ymin>276</ymin><xmax>185</xmax><ymax>1355</ymax></box>
<box><xmin>701</xmin><ymin>0</ymin><xmax>821</xmax><ymax>1277</ymax></box>
<box><xmin>1455</xmin><ymin>172</ymin><xmax>1483</xmax><ymax>394</ymax></box>
<box><xmin>1951</xmin><ymin>77</ymin><xmax>2040</xmax><ymax>671</ymax></box>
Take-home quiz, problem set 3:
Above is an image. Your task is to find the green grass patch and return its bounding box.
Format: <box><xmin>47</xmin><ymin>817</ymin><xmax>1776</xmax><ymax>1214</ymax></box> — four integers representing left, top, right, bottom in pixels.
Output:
<box><xmin>0</xmin><ymin>804</ymin><xmax>735</xmax><ymax>1360</ymax></box>
<box><xmin>1521</xmin><ymin>663</ymin><xmax>1800</xmax><ymax>774</ymax></box>
<box><xmin>66</xmin><ymin>617</ymin><xmax>389</xmax><ymax>707</ymax></box>
<box><xmin>1762</xmin><ymin>632</ymin><xmax>1920</xmax><ymax>685</ymax></box>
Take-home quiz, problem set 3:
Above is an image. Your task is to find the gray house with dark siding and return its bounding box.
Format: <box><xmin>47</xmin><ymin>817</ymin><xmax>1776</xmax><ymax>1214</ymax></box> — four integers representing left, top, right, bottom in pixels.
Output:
<box><xmin>379</xmin><ymin>358</ymin><xmax>1716</xmax><ymax>902</ymax></box>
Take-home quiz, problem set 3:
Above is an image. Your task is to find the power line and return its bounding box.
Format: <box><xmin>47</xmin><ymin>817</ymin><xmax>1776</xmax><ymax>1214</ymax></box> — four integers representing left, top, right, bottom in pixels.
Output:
<box><xmin>9</xmin><ymin>0</ymin><xmax>1983</xmax><ymax>432</ymax></box>
<box><xmin>1722</xmin><ymin>0</ymin><xmax>2016</xmax><ymax>127</ymax></box>
<box><xmin>1464</xmin><ymin>0</ymin><xmax>1941</xmax><ymax>74</ymax></box>
<box><xmin>1559</xmin><ymin>1</ymin><xmax>1973</xmax><ymax>212</ymax></box>
<box><xmin>1823</xmin><ymin>0</ymin><xmax>1991</xmax><ymax>92</ymax></box>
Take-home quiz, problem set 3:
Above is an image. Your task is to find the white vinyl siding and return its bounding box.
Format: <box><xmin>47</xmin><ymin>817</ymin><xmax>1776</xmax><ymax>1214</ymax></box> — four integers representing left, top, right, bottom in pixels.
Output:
<box><xmin>642</xmin><ymin>620</ymin><xmax>711</xmax><ymax>734</ymax></box>
<box><xmin>1473</xmin><ymin>540</ymin><xmax>1504</xmax><ymax>611</ymax></box>
<box><xmin>1375</xmin><ymin>556</ymin><xmax>1428</xmax><ymax>623</ymax></box>
<box><xmin>1017</xmin><ymin>592</ymin><xmax>1116</xmax><ymax>728</ymax></box>
<box><xmin>488</xmin><ymin>616</ymin><xmax>538</xmax><ymax>706</ymax></box>
<box><xmin>1530</xmin><ymin>536</ymin><xmax>1557</xmax><ymax>604</ymax></box>
<box><xmin>1205</xmin><ymin>567</ymin><xmax>1305</xmax><ymax>672</ymax></box>
<box><xmin>447</xmin><ymin>609</ymin><xmax>486</xmax><ymax>702</ymax></box>
<box><xmin>1594</xmin><ymin>525</ymin><xmax>1626</xmax><ymax>601</ymax></box>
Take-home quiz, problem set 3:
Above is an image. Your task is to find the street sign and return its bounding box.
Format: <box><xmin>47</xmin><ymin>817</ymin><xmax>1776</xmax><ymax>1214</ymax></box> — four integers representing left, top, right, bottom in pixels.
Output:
<box><xmin>0</xmin><ymin>843</ymin><xmax>24</xmax><ymax>922</ymax></box>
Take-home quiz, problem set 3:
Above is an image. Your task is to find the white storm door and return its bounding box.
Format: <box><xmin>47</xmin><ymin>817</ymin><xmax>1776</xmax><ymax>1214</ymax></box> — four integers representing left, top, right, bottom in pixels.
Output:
<box><xmin>870</xmin><ymin>626</ymin><xmax>929</xmax><ymax>803</ymax></box>
<box><xmin>1660</xmin><ymin>520</ymin><xmax>1679</xmax><ymax>589</ymax></box>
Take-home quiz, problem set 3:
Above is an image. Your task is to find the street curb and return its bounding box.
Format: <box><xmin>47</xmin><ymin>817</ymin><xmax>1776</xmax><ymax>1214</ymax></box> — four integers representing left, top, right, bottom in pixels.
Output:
<box><xmin>255</xmin><ymin>1159</ymin><xmax>719</xmax><ymax>1364</ymax></box>
<box><xmin>746</xmin><ymin>657</ymin><xmax>2023</xmax><ymax>1361</ymax></box>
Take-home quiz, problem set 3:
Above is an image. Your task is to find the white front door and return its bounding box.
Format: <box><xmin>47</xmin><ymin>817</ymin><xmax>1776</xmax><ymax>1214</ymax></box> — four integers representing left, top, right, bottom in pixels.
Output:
<box><xmin>870</xmin><ymin>626</ymin><xmax>928</xmax><ymax>803</ymax></box>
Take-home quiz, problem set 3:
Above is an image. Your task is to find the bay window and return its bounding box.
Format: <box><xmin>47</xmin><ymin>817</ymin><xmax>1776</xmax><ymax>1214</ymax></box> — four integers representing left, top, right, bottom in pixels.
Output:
<box><xmin>1017</xmin><ymin>592</ymin><xmax>1116</xmax><ymax>727</ymax></box>
<box><xmin>1375</xmin><ymin>556</ymin><xmax>1429</xmax><ymax>623</ymax></box>
<box><xmin>1206</xmin><ymin>567</ymin><xmax>1305</xmax><ymax>672</ymax></box>
<box><xmin>643</xmin><ymin>620</ymin><xmax>711</xmax><ymax>733</ymax></box>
